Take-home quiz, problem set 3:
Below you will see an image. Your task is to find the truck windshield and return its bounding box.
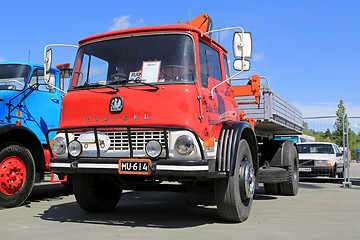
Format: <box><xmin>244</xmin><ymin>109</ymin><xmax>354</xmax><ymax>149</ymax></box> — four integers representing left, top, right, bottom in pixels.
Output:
<box><xmin>0</xmin><ymin>64</ymin><xmax>31</xmax><ymax>90</ymax></box>
<box><xmin>297</xmin><ymin>144</ymin><xmax>334</xmax><ymax>154</ymax></box>
<box><xmin>70</xmin><ymin>34</ymin><xmax>196</xmax><ymax>89</ymax></box>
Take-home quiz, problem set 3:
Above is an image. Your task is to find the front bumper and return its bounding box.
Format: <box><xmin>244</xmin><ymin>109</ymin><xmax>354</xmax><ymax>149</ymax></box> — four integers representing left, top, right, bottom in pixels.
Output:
<box><xmin>50</xmin><ymin>157</ymin><xmax>223</xmax><ymax>178</ymax></box>
<box><xmin>299</xmin><ymin>165</ymin><xmax>334</xmax><ymax>177</ymax></box>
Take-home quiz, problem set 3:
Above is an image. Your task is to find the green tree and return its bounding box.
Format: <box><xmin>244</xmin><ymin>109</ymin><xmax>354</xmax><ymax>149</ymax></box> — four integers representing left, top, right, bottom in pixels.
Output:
<box><xmin>324</xmin><ymin>129</ymin><xmax>332</xmax><ymax>139</ymax></box>
<box><xmin>348</xmin><ymin>130</ymin><xmax>358</xmax><ymax>160</ymax></box>
<box><xmin>333</xmin><ymin>100</ymin><xmax>347</xmax><ymax>147</ymax></box>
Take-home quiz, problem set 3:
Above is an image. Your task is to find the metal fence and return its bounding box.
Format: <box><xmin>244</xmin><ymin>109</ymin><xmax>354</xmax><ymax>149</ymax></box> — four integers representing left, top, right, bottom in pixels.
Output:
<box><xmin>303</xmin><ymin>116</ymin><xmax>360</xmax><ymax>186</ymax></box>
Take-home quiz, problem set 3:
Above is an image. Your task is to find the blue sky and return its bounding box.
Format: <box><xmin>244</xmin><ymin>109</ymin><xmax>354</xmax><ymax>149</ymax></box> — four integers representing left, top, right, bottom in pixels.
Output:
<box><xmin>1</xmin><ymin>0</ymin><xmax>359</xmax><ymax>131</ymax></box>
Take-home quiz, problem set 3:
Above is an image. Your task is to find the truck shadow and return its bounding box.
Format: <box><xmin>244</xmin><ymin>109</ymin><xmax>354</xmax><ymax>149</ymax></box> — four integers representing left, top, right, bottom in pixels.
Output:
<box><xmin>38</xmin><ymin>185</ymin><xmax>277</xmax><ymax>228</ymax></box>
<box><xmin>25</xmin><ymin>183</ymin><xmax>73</xmax><ymax>206</ymax></box>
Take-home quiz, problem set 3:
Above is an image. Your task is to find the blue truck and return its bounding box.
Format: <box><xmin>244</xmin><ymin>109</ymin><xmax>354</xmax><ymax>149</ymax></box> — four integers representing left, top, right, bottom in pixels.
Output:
<box><xmin>0</xmin><ymin>62</ymin><xmax>64</xmax><ymax>208</ymax></box>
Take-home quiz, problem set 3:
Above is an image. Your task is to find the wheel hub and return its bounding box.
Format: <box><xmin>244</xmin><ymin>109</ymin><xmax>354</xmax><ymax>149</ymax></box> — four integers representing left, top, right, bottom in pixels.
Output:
<box><xmin>240</xmin><ymin>162</ymin><xmax>255</xmax><ymax>199</ymax></box>
<box><xmin>0</xmin><ymin>156</ymin><xmax>26</xmax><ymax>195</ymax></box>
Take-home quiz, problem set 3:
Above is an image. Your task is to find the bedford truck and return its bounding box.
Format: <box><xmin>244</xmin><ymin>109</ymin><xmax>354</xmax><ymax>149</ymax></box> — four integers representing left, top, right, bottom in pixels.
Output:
<box><xmin>46</xmin><ymin>14</ymin><xmax>301</xmax><ymax>222</ymax></box>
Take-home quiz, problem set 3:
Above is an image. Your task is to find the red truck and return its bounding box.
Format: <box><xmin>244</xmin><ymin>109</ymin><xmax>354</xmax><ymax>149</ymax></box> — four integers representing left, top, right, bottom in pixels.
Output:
<box><xmin>46</xmin><ymin>14</ymin><xmax>301</xmax><ymax>222</ymax></box>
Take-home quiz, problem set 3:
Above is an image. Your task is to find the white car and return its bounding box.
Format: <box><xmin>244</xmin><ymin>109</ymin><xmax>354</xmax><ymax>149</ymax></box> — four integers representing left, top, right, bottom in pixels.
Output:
<box><xmin>297</xmin><ymin>142</ymin><xmax>344</xmax><ymax>178</ymax></box>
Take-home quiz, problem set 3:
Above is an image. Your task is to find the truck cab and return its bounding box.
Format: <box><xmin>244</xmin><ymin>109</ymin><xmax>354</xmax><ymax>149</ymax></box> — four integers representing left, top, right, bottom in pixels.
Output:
<box><xmin>0</xmin><ymin>62</ymin><xmax>63</xmax><ymax>208</ymax></box>
<box><xmin>49</xmin><ymin>25</ymin><xmax>255</xmax><ymax>169</ymax></box>
<box><xmin>0</xmin><ymin>62</ymin><xmax>63</xmax><ymax>142</ymax></box>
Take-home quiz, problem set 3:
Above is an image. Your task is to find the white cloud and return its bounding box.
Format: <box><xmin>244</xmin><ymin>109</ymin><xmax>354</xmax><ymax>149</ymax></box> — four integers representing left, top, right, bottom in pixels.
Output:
<box><xmin>109</xmin><ymin>15</ymin><xmax>144</xmax><ymax>31</ymax></box>
<box><xmin>253</xmin><ymin>53</ymin><xmax>264</xmax><ymax>61</ymax></box>
<box><xmin>0</xmin><ymin>57</ymin><xmax>5</xmax><ymax>62</ymax></box>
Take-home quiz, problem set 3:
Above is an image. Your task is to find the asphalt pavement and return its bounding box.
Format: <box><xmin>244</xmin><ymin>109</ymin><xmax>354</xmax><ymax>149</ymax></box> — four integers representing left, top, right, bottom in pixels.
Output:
<box><xmin>1</xmin><ymin>164</ymin><xmax>359</xmax><ymax>240</ymax></box>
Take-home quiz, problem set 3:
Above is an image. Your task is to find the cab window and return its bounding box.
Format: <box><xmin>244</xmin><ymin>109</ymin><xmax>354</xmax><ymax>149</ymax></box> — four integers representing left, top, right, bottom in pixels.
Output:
<box><xmin>223</xmin><ymin>56</ymin><xmax>230</xmax><ymax>79</ymax></box>
<box><xmin>29</xmin><ymin>69</ymin><xmax>55</xmax><ymax>92</ymax></box>
<box><xmin>199</xmin><ymin>41</ymin><xmax>222</xmax><ymax>87</ymax></box>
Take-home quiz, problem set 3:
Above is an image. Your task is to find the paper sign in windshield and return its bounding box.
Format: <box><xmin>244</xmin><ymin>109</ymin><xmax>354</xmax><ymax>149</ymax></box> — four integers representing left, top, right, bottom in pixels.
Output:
<box><xmin>141</xmin><ymin>61</ymin><xmax>161</xmax><ymax>83</ymax></box>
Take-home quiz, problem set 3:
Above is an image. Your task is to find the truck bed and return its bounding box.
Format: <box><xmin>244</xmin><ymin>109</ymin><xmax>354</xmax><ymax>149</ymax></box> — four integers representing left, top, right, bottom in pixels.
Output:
<box><xmin>236</xmin><ymin>84</ymin><xmax>302</xmax><ymax>136</ymax></box>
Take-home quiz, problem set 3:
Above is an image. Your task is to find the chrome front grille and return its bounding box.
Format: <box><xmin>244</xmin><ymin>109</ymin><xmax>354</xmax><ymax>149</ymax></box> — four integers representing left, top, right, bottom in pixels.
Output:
<box><xmin>299</xmin><ymin>159</ymin><xmax>315</xmax><ymax>166</ymax></box>
<box><xmin>73</xmin><ymin>130</ymin><xmax>167</xmax><ymax>156</ymax></box>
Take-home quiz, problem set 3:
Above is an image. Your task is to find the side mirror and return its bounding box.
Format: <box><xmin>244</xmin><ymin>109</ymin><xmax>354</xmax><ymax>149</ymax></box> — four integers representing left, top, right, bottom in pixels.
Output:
<box><xmin>233</xmin><ymin>32</ymin><xmax>252</xmax><ymax>59</ymax></box>
<box><xmin>233</xmin><ymin>59</ymin><xmax>250</xmax><ymax>71</ymax></box>
<box><xmin>44</xmin><ymin>48</ymin><xmax>52</xmax><ymax>74</ymax></box>
<box><xmin>46</xmin><ymin>73</ymin><xmax>55</xmax><ymax>90</ymax></box>
<box><xmin>336</xmin><ymin>152</ymin><xmax>343</xmax><ymax>157</ymax></box>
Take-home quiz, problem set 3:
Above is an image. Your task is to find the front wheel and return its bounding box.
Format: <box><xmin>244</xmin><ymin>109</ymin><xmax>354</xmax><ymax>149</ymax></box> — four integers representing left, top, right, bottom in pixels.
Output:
<box><xmin>214</xmin><ymin>139</ymin><xmax>255</xmax><ymax>222</ymax></box>
<box><xmin>0</xmin><ymin>145</ymin><xmax>35</xmax><ymax>208</ymax></box>
<box><xmin>73</xmin><ymin>173</ymin><xmax>122</xmax><ymax>212</ymax></box>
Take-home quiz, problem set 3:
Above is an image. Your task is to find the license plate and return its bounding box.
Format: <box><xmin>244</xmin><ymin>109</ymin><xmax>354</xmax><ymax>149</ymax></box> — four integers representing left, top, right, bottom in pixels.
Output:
<box><xmin>299</xmin><ymin>168</ymin><xmax>312</xmax><ymax>172</ymax></box>
<box><xmin>118</xmin><ymin>159</ymin><xmax>151</xmax><ymax>175</ymax></box>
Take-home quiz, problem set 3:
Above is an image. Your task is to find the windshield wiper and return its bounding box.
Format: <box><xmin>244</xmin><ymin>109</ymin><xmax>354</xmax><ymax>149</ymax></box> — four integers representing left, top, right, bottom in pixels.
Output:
<box><xmin>134</xmin><ymin>80</ymin><xmax>159</xmax><ymax>90</ymax></box>
<box><xmin>108</xmin><ymin>79</ymin><xmax>128</xmax><ymax>85</ymax></box>
<box><xmin>72</xmin><ymin>82</ymin><xmax>119</xmax><ymax>92</ymax></box>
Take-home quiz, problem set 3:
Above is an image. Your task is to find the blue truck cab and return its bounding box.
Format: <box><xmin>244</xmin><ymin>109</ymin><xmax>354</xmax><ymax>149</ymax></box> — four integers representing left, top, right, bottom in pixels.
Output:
<box><xmin>0</xmin><ymin>62</ymin><xmax>63</xmax><ymax>208</ymax></box>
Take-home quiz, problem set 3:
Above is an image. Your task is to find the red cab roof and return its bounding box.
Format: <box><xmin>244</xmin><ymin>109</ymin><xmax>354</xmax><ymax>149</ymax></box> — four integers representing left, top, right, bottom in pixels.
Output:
<box><xmin>78</xmin><ymin>24</ymin><xmax>227</xmax><ymax>53</ymax></box>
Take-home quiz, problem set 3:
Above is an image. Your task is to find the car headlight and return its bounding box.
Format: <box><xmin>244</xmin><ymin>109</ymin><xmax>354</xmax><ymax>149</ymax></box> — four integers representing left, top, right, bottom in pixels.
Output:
<box><xmin>52</xmin><ymin>137</ymin><xmax>67</xmax><ymax>156</ymax></box>
<box><xmin>68</xmin><ymin>140</ymin><xmax>82</xmax><ymax>158</ymax></box>
<box><xmin>145</xmin><ymin>140</ymin><xmax>162</xmax><ymax>158</ymax></box>
<box><xmin>314</xmin><ymin>160</ymin><xmax>330</xmax><ymax>166</ymax></box>
<box><xmin>175</xmin><ymin>135</ymin><xmax>194</xmax><ymax>155</ymax></box>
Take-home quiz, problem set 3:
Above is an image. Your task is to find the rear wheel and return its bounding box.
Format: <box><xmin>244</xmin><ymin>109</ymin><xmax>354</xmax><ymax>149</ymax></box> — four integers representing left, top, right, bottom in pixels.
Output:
<box><xmin>264</xmin><ymin>183</ymin><xmax>280</xmax><ymax>195</ymax></box>
<box><xmin>214</xmin><ymin>139</ymin><xmax>255</xmax><ymax>222</ymax></box>
<box><xmin>0</xmin><ymin>145</ymin><xmax>35</xmax><ymax>208</ymax></box>
<box><xmin>73</xmin><ymin>173</ymin><xmax>122</xmax><ymax>212</ymax></box>
<box><xmin>279</xmin><ymin>145</ymin><xmax>299</xmax><ymax>196</ymax></box>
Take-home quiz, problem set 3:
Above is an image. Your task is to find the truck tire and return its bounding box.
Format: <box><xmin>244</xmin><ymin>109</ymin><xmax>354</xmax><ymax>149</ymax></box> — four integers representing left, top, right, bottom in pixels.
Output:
<box><xmin>279</xmin><ymin>145</ymin><xmax>299</xmax><ymax>196</ymax></box>
<box><xmin>0</xmin><ymin>145</ymin><xmax>35</xmax><ymax>208</ymax></box>
<box><xmin>214</xmin><ymin>139</ymin><xmax>255</xmax><ymax>222</ymax></box>
<box><xmin>263</xmin><ymin>183</ymin><xmax>280</xmax><ymax>195</ymax></box>
<box><xmin>73</xmin><ymin>173</ymin><xmax>122</xmax><ymax>212</ymax></box>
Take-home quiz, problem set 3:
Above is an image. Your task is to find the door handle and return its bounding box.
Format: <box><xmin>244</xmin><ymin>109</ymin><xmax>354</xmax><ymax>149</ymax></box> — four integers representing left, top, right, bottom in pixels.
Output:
<box><xmin>51</xmin><ymin>98</ymin><xmax>60</xmax><ymax>102</ymax></box>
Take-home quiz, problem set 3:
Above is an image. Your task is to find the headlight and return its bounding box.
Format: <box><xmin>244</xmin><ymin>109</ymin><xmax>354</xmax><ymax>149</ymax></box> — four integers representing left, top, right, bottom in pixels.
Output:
<box><xmin>145</xmin><ymin>140</ymin><xmax>162</xmax><ymax>158</ymax></box>
<box><xmin>175</xmin><ymin>135</ymin><xmax>194</xmax><ymax>155</ymax></box>
<box><xmin>68</xmin><ymin>140</ymin><xmax>82</xmax><ymax>158</ymax></box>
<box><xmin>52</xmin><ymin>137</ymin><xmax>67</xmax><ymax>155</ymax></box>
<box><xmin>314</xmin><ymin>160</ymin><xmax>330</xmax><ymax>166</ymax></box>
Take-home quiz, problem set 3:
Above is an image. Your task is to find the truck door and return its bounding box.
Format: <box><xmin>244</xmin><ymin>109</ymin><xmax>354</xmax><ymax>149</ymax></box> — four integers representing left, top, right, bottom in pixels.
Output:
<box><xmin>198</xmin><ymin>41</ymin><xmax>238</xmax><ymax>126</ymax></box>
<box><xmin>22</xmin><ymin>69</ymin><xmax>62</xmax><ymax>144</ymax></box>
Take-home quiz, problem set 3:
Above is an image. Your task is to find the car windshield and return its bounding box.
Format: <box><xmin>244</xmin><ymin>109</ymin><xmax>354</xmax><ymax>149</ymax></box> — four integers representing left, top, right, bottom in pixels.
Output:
<box><xmin>0</xmin><ymin>64</ymin><xmax>31</xmax><ymax>90</ymax></box>
<box><xmin>297</xmin><ymin>144</ymin><xmax>334</xmax><ymax>154</ymax></box>
<box><xmin>70</xmin><ymin>34</ymin><xmax>196</xmax><ymax>89</ymax></box>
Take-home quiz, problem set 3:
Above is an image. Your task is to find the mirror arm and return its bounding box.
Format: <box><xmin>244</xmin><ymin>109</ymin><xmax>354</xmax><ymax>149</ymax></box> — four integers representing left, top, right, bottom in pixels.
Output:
<box><xmin>47</xmin><ymin>83</ymin><xmax>67</xmax><ymax>94</ymax></box>
<box><xmin>202</xmin><ymin>27</ymin><xmax>244</xmax><ymax>39</ymax></box>
<box><xmin>204</xmin><ymin>27</ymin><xmax>251</xmax><ymax>99</ymax></box>
<box><xmin>210</xmin><ymin>70</ymin><xmax>244</xmax><ymax>99</ymax></box>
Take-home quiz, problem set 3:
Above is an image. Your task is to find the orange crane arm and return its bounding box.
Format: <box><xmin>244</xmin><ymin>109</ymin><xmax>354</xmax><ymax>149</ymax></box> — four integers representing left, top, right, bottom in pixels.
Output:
<box><xmin>184</xmin><ymin>14</ymin><xmax>212</xmax><ymax>33</ymax></box>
